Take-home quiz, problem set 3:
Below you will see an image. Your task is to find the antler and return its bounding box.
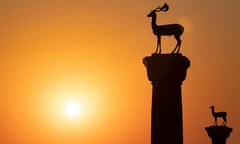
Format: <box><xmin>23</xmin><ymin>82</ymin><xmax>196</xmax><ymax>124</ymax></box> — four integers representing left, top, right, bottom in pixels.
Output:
<box><xmin>155</xmin><ymin>3</ymin><xmax>169</xmax><ymax>12</ymax></box>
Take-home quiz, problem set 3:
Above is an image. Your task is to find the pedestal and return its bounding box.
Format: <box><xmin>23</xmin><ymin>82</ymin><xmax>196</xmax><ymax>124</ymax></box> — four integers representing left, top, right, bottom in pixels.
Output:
<box><xmin>143</xmin><ymin>54</ymin><xmax>190</xmax><ymax>144</ymax></box>
<box><xmin>205</xmin><ymin>126</ymin><xmax>233</xmax><ymax>144</ymax></box>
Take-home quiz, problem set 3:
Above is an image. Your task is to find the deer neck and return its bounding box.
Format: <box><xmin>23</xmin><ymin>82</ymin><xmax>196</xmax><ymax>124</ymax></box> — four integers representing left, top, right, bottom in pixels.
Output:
<box><xmin>211</xmin><ymin>108</ymin><xmax>215</xmax><ymax>114</ymax></box>
<box><xmin>151</xmin><ymin>14</ymin><xmax>157</xmax><ymax>29</ymax></box>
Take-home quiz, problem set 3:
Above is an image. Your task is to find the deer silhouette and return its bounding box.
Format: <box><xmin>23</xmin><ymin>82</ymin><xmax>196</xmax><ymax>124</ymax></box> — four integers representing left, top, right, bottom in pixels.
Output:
<box><xmin>147</xmin><ymin>3</ymin><xmax>184</xmax><ymax>54</ymax></box>
<box><xmin>210</xmin><ymin>105</ymin><xmax>227</xmax><ymax>125</ymax></box>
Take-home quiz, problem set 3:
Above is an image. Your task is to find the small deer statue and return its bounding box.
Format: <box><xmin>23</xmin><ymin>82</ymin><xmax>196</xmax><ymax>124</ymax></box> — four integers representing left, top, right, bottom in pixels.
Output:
<box><xmin>147</xmin><ymin>3</ymin><xmax>184</xmax><ymax>54</ymax></box>
<box><xmin>210</xmin><ymin>105</ymin><xmax>227</xmax><ymax>125</ymax></box>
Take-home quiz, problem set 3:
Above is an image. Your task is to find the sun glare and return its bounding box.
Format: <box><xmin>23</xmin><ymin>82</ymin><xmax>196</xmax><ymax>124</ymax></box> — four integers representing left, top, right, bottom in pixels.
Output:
<box><xmin>65</xmin><ymin>102</ymin><xmax>80</xmax><ymax>117</ymax></box>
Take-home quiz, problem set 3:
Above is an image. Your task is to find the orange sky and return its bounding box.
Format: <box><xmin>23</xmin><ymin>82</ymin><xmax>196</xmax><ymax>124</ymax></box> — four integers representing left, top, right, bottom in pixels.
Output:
<box><xmin>1</xmin><ymin>0</ymin><xmax>240</xmax><ymax>144</ymax></box>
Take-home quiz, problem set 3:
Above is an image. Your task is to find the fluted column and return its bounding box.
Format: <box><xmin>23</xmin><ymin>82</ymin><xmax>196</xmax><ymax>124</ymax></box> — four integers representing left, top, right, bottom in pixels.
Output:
<box><xmin>143</xmin><ymin>53</ymin><xmax>190</xmax><ymax>144</ymax></box>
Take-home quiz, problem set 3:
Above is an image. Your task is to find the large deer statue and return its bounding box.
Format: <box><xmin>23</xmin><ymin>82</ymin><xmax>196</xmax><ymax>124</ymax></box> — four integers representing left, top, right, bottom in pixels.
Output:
<box><xmin>147</xmin><ymin>3</ymin><xmax>184</xmax><ymax>54</ymax></box>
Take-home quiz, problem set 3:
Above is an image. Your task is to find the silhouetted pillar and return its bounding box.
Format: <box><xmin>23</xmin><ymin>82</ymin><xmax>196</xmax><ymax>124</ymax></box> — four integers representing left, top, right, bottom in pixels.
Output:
<box><xmin>143</xmin><ymin>54</ymin><xmax>190</xmax><ymax>144</ymax></box>
<box><xmin>205</xmin><ymin>126</ymin><xmax>232</xmax><ymax>144</ymax></box>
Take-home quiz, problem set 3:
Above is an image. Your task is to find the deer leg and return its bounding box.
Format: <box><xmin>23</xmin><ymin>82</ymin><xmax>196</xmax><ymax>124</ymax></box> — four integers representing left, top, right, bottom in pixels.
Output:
<box><xmin>214</xmin><ymin>117</ymin><xmax>217</xmax><ymax>125</ymax></box>
<box><xmin>158</xmin><ymin>36</ymin><xmax>161</xmax><ymax>54</ymax></box>
<box><xmin>171</xmin><ymin>43</ymin><xmax>178</xmax><ymax>54</ymax></box>
<box><xmin>155</xmin><ymin>37</ymin><xmax>158</xmax><ymax>54</ymax></box>
<box><xmin>176</xmin><ymin>37</ymin><xmax>182</xmax><ymax>53</ymax></box>
<box><xmin>172</xmin><ymin>35</ymin><xmax>181</xmax><ymax>54</ymax></box>
<box><xmin>171</xmin><ymin>45</ymin><xmax>177</xmax><ymax>54</ymax></box>
<box><xmin>223</xmin><ymin>117</ymin><xmax>227</xmax><ymax>125</ymax></box>
<box><xmin>156</xmin><ymin>36</ymin><xmax>161</xmax><ymax>54</ymax></box>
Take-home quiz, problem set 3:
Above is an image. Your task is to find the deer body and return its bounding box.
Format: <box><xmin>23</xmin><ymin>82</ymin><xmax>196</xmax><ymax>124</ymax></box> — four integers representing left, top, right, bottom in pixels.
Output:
<box><xmin>147</xmin><ymin>4</ymin><xmax>184</xmax><ymax>54</ymax></box>
<box><xmin>152</xmin><ymin>24</ymin><xmax>183</xmax><ymax>36</ymax></box>
<box><xmin>210</xmin><ymin>105</ymin><xmax>227</xmax><ymax>125</ymax></box>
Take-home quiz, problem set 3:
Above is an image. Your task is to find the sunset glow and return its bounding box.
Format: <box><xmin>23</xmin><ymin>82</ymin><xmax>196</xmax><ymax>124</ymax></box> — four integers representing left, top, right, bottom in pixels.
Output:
<box><xmin>65</xmin><ymin>102</ymin><xmax>80</xmax><ymax>117</ymax></box>
<box><xmin>1</xmin><ymin>0</ymin><xmax>240</xmax><ymax>144</ymax></box>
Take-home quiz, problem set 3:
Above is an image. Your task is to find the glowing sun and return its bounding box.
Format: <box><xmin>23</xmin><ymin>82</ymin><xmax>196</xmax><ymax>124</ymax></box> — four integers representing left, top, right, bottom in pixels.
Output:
<box><xmin>65</xmin><ymin>102</ymin><xmax>80</xmax><ymax>117</ymax></box>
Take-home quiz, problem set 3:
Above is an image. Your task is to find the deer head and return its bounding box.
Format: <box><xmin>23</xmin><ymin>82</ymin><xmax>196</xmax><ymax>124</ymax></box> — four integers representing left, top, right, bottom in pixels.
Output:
<box><xmin>147</xmin><ymin>3</ymin><xmax>169</xmax><ymax>17</ymax></box>
<box><xmin>158</xmin><ymin>3</ymin><xmax>169</xmax><ymax>12</ymax></box>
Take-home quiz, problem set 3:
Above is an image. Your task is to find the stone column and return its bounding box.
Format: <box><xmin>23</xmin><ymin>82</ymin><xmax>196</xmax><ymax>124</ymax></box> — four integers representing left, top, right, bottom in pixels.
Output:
<box><xmin>143</xmin><ymin>54</ymin><xmax>190</xmax><ymax>144</ymax></box>
<box><xmin>205</xmin><ymin>126</ymin><xmax>232</xmax><ymax>144</ymax></box>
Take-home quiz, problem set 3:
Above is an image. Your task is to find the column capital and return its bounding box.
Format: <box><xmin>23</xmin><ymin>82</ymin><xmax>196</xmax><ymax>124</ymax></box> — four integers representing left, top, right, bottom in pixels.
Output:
<box><xmin>143</xmin><ymin>53</ymin><xmax>190</xmax><ymax>85</ymax></box>
<box><xmin>205</xmin><ymin>126</ymin><xmax>233</xmax><ymax>144</ymax></box>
